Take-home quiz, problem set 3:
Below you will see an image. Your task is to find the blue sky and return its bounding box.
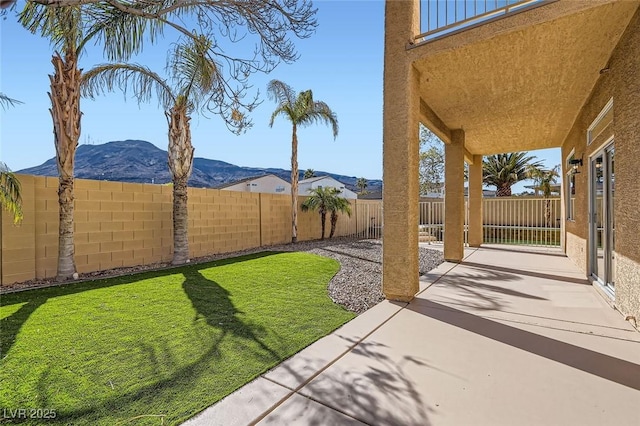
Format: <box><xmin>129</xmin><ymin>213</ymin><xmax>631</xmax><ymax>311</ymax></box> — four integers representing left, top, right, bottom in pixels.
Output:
<box><xmin>0</xmin><ymin>0</ymin><xmax>558</xmax><ymax>191</ymax></box>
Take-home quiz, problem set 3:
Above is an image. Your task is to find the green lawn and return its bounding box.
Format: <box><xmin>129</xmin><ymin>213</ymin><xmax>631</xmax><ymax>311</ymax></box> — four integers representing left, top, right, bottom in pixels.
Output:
<box><xmin>0</xmin><ymin>252</ymin><xmax>355</xmax><ymax>425</ymax></box>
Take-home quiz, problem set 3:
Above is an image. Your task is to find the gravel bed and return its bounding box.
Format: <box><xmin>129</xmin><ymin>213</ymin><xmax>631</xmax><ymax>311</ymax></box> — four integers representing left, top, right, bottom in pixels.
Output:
<box><xmin>1</xmin><ymin>237</ymin><xmax>444</xmax><ymax>315</ymax></box>
<box><xmin>285</xmin><ymin>238</ymin><xmax>444</xmax><ymax>314</ymax></box>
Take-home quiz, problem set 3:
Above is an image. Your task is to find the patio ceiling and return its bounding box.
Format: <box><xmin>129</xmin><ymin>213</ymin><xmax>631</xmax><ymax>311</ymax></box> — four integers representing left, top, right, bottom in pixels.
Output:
<box><xmin>412</xmin><ymin>1</ymin><xmax>639</xmax><ymax>155</ymax></box>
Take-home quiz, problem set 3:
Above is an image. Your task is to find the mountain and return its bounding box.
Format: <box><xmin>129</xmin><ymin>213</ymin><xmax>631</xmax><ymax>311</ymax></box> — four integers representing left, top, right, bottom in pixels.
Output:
<box><xmin>18</xmin><ymin>140</ymin><xmax>383</xmax><ymax>193</ymax></box>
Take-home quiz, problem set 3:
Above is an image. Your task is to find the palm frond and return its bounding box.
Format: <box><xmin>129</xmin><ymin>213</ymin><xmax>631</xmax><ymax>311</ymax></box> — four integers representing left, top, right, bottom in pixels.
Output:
<box><xmin>302</xmin><ymin>100</ymin><xmax>339</xmax><ymax>139</ymax></box>
<box><xmin>85</xmin><ymin>1</ymin><xmax>167</xmax><ymax>62</ymax></box>
<box><xmin>169</xmin><ymin>36</ymin><xmax>223</xmax><ymax>110</ymax></box>
<box><xmin>19</xmin><ymin>2</ymin><xmax>83</xmax><ymax>54</ymax></box>
<box><xmin>0</xmin><ymin>162</ymin><xmax>23</xmax><ymax>224</ymax></box>
<box><xmin>267</xmin><ymin>79</ymin><xmax>296</xmax><ymax>107</ymax></box>
<box><xmin>269</xmin><ymin>104</ymin><xmax>292</xmax><ymax>127</ymax></box>
<box><xmin>81</xmin><ymin>63</ymin><xmax>175</xmax><ymax>108</ymax></box>
<box><xmin>0</xmin><ymin>93</ymin><xmax>23</xmax><ymax>110</ymax></box>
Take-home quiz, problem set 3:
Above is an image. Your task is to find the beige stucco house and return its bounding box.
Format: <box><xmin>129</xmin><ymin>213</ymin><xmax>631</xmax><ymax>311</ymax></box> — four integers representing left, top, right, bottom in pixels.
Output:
<box><xmin>299</xmin><ymin>176</ymin><xmax>358</xmax><ymax>199</ymax></box>
<box><xmin>382</xmin><ymin>0</ymin><xmax>639</xmax><ymax>323</ymax></box>
<box><xmin>217</xmin><ymin>174</ymin><xmax>290</xmax><ymax>195</ymax></box>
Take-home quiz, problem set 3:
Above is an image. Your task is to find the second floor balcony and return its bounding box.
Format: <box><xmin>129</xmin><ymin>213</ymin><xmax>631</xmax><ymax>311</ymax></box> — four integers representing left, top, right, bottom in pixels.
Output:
<box><xmin>417</xmin><ymin>0</ymin><xmax>556</xmax><ymax>44</ymax></box>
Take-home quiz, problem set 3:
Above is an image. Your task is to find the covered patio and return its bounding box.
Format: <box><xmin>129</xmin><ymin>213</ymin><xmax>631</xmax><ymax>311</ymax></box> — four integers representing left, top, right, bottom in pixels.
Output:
<box><xmin>184</xmin><ymin>245</ymin><xmax>640</xmax><ymax>425</ymax></box>
<box><xmin>381</xmin><ymin>0</ymin><xmax>640</xmax><ymax>324</ymax></box>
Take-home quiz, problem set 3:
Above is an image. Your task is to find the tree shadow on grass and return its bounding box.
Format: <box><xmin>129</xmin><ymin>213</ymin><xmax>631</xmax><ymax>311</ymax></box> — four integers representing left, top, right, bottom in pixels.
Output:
<box><xmin>181</xmin><ymin>265</ymin><xmax>283</xmax><ymax>363</ymax></box>
<box><xmin>0</xmin><ymin>252</ymin><xmax>282</xmax><ymax>360</ymax></box>
<box><xmin>3</xmin><ymin>252</ymin><xmax>290</xmax><ymax>424</ymax></box>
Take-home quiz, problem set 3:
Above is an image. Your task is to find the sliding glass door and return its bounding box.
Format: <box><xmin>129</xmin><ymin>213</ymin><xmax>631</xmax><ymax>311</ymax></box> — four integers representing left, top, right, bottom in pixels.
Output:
<box><xmin>590</xmin><ymin>142</ymin><xmax>615</xmax><ymax>292</ymax></box>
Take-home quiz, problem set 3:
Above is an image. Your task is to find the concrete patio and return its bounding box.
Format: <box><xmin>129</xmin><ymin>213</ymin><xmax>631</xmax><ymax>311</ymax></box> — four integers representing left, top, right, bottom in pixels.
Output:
<box><xmin>183</xmin><ymin>245</ymin><xmax>640</xmax><ymax>426</ymax></box>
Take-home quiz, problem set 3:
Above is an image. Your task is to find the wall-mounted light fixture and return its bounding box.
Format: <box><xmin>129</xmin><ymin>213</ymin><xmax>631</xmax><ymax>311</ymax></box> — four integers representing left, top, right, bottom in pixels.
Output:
<box><xmin>569</xmin><ymin>157</ymin><xmax>583</xmax><ymax>174</ymax></box>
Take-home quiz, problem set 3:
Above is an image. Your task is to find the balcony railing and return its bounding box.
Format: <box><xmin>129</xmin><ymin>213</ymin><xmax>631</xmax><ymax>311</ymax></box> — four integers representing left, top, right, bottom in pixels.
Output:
<box><xmin>414</xmin><ymin>0</ymin><xmax>556</xmax><ymax>45</ymax></box>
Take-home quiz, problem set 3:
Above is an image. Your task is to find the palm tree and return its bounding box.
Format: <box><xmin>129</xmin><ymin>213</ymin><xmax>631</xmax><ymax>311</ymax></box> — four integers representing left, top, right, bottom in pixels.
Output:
<box><xmin>527</xmin><ymin>164</ymin><xmax>560</xmax><ymax>226</ymax></box>
<box><xmin>527</xmin><ymin>164</ymin><xmax>560</xmax><ymax>198</ymax></box>
<box><xmin>328</xmin><ymin>194</ymin><xmax>351</xmax><ymax>239</ymax></box>
<box><xmin>0</xmin><ymin>95</ymin><xmax>23</xmax><ymax>224</ymax></box>
<box><xmin>303</xmin><ymin>169</ymin><xmax>316</xmax><ymax>179</ymax></box>
<box><xmin>0</xmin><ymin>162</ymin><xmax>23</xmax><ymax>224</ymax></box>
<box><xmin>483</xmin><ymin>152</ymin><xmax>543</xmax><ymax>197</ymax></box>
<box><xmin>301</xmin><ymin>186</ymin><xmax>335</xmax><ymax>240</ymax></box>
<box><xmin>82</xmin><ymin>36</ymin><xmax>240</xmax><ymax>264</ymax></box>
<box><xmin>20</xmin><ymin>2</ymin><xmax>163</xmax><ymax>280</ymax></box>
<box><xmin>268</xmin><ymin>80</ymin><xmax>338</xmax><ymax>243</ymax></box>
<box><xmin>356</xmin><ymin>177</ymin><xmax>368</xmax><ymax>194</ymax></box>
<box><xmin>21</xmin><ymin>2</ymin><xmax>316</xmax><ymax>278</ymax></box>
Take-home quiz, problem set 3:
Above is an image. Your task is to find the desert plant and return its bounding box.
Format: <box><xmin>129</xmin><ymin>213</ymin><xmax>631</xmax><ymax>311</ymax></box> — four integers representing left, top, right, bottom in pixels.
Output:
<box><xmin>301</xmin><ymin>186</ymin><xmax>336</xmax><ymax>240</ymax></box>
<box><xmin>328</xmin><ymin>194</ymin><xmax>351</xmax><ymax>239</ymax></box>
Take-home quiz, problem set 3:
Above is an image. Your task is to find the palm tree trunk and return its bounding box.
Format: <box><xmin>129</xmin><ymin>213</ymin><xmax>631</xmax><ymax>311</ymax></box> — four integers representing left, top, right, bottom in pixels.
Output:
<box><xmin>320</xmin><ymin>210</ymin><xmax>326</xmax><ymax>240</ymax></box>
<box><xmin>329</xmin><ymin>211</ymin><xmax>338</xmax><ymax>239</ymax></box>
<box><xmin>50</xmin><ymin>52</ymin><xmax>80</xmax><ymax>281</ymax></box>
<box><xmin>167</xmin><ymin>104</ymin><xmax>194</xmax><ymax>265</ymax></box>
<box><xmin>290</xmin><ymin>124</ymin><xmax>298</xmax><ymax>243</ymax></box>
<box><xmin>544</xmin><ymin>198</ymin><xmax>551</xmax><ymax>228</ymax></box>
<box><xmin>496</xmin><ymin>184</ymin><xmax>512</xmax><ymax>197</ymax></box>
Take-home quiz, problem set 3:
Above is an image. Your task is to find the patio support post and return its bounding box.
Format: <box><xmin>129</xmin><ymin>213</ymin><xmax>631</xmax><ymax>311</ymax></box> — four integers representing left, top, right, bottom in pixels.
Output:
<box><xmin>382</xmin><ymin>0</ymin><xmax>421</xmax><ymax>302</ymax></box>
<box><xmin>444</xmin><ymin>130</ymin><xmax>465</xmax><ymax>261</ymax></box>
<box><xmin>468</xmin><ymin>154</ymin><xmax>483</xmax><ymax>247</ymax></box>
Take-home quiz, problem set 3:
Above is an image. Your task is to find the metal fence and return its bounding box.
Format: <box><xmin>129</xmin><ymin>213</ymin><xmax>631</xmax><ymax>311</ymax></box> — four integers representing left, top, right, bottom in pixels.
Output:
<box><xmin>416</xmin><ymin>0</ymin><xmax>553</xmax><ymax>44</ymax></box>
<box><xmin>335</xmin><ymin>201</ymin><xmax>383</xmax><ymax>240</ymax></box>
<box><xmin>483</xmin><ymin>197</ymin><xmax>561</xmax><ymax>246</ymax></box>
<box><xmin>417</xmin><ymin>197</ymin><xmax>561</xmax><ymax>247</ymax></box>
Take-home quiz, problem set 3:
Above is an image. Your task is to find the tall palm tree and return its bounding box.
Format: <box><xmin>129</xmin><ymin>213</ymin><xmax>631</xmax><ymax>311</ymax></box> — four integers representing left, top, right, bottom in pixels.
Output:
<box><xmin>20</xmin><ymin>2</ymin><xmax>162</xmax><ymax>280</ymax></box>
<box><xmin>0</xmin><ymin>162</ymin><xmax>23</xmax><ymax>224</ymax></box>
<box><xmin>301</xmin><ymin>186</ymin><xmax>334</xmax><ymax>240</ymax></box>
<box><xmin>327</xmin><ymin>193</ymin><xmax>351</xmax><ymax>239</ymax></box>
<box><xmin>83</xmin><ymin>36</ymin><xmax>239</xmax><ymax>264</ymax></box>
<box><xmin>483</xmin><ymin>152</ymin><xmax>543</xmax><ymax>197</ymax></box>
<box><xmin>356</xmin><ymin>177</ymin><xmax>368</xmax><ymax>194</ymax></box>
<box><xmin>21</xmin><ymin>2</ymin><xmax>316</xmax><ymax>278</ymax></box>
<box><xmin>268</xmin><ymin>80</ymin><xmax>338</xmax><ymax>243</ymax></box>
<box><xmin>303</xmin><ymin>169</ymin><xmax>316</xmax><ymax>179</ymax></box>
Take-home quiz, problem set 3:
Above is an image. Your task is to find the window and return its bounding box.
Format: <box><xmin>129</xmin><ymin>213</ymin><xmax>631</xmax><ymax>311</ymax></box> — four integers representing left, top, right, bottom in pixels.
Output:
<box><xmin>275</xmin><ymin>186</ymin><xmax>285</xmax><ymax>193</ymax></box>
<box><xmin>566</xmin><ymin>150</ymin><xmax>576</xmax><ymax>221</ymax></box>
<box><xmin>587</xmin><ymin>98</ymin><xmax>613</xmax><ymax>145</ymax></box>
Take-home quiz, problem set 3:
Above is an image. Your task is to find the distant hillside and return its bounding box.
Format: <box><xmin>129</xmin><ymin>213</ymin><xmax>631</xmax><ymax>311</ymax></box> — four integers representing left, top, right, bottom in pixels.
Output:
<box><xmin>18</xmin><ymin>140</ymin><xmax>382</xmax><ymax>193</ymax></box>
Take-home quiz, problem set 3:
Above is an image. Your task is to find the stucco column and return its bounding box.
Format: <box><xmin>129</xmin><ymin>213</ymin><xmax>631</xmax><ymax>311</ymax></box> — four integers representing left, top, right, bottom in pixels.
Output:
<box><xmin>468</xmin><ymin>154</ymin><xmax>483</xmax><ymax>247</ymax></box>
<box><xmin>444</xmin><ymin>130</ymin><xmax>465</xmax><ymax>261</ymax></box>
<box><xmin>382</xmin><ymin>0</ymin><xmax>421</xmax><ymax>302</ymax></box>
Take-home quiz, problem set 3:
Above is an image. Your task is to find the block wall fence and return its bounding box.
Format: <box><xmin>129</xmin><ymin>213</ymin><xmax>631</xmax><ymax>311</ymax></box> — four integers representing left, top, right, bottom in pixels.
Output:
<box><xmin>1</xmin><ymin>175</ymin><xmax>382</xmax><ymax>285</ymax></box>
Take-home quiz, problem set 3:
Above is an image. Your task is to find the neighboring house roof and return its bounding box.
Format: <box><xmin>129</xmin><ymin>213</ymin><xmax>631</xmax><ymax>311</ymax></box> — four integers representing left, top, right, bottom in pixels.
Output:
<box><xmin>214</xmin><ymin>173</ymin><xmax>285</xmax><ymax>189</ymax></box>
<box><xmin>299</xmin><ymin>175</ymin><xmax>334</xmax><ymax>184</ymax></box>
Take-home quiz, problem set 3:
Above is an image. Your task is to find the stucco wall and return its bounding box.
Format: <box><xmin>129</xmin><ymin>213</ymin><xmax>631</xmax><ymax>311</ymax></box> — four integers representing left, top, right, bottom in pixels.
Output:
<box><xmin>1</xmin><ymin>175</ymin><xmax>374</xmax><ymax>285</ymax></box>
<box><xmin>565</xmin><ymin>232</ymin><xmax>587</xmax><ymax>274</ymax></box>
<box><xmin>561</xmin><ymin>8</ymin><xmax>640</xmax><ymax>322</ymax></box>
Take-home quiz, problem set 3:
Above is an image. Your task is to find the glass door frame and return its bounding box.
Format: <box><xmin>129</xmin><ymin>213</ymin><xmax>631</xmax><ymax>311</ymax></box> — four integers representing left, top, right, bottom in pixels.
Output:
<box><xmin>589</xmin><ymin>136</ymin><xmax>615</xmax><ymax>295</ymax></box>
